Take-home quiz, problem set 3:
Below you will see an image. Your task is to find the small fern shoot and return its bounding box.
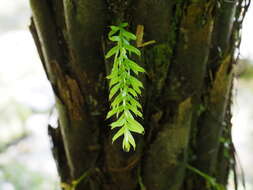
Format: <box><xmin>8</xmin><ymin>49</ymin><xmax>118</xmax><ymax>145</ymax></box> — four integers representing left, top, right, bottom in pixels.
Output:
<box><xmin>105</xmin><ymin>22</ymin><xmax>145</xmax><ymax>152</ymax></box>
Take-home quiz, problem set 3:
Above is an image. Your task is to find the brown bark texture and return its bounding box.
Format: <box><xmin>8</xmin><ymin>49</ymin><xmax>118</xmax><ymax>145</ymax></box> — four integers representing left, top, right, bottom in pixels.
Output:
<box><xmin>29</xmin><ymin>0</ymin><xmax>250</xmax><ymax>189</ymax></box>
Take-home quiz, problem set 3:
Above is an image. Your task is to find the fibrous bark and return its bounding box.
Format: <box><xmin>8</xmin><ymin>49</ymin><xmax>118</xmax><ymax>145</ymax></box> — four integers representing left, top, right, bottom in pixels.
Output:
<box><xmin>29</xmin><ymin>0</ymin><xmax>250</xmax><ymax>189</ymax></box>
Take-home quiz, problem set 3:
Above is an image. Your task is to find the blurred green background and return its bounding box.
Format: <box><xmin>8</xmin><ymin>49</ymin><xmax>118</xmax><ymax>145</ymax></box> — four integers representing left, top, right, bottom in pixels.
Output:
<box><xmin>0</xmin><ymin>0</ymin><xmax>59</xmax><ymax>189</ymax></box>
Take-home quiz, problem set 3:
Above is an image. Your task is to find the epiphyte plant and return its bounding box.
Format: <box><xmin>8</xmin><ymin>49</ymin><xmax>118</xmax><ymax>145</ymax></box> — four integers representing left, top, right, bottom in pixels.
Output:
<box><xmin>105</xmin><ymin>22</ymin><xmax>145</xmax><ymax>152</ymax></box>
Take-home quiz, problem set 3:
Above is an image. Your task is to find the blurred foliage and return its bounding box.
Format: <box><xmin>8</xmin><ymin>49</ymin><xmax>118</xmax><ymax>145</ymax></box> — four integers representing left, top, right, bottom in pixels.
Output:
<box><xmin>0</xmin><ymin>100</ymin><xmax>31</xmax><ymax>148</ymax></box>
<box><xmin>235</xmin><ymin>59</ymin><xmax>253</xmax><ymax>80</ymax></box>
<box><xmin>0</xmin><ymin>98</ymin><xmax>58</xmax><ymax>190</ymax></box>
<box><xmin>0</xmin><ymin>162</ymin><xmax>59</xmax><ymax>190</ymax></box>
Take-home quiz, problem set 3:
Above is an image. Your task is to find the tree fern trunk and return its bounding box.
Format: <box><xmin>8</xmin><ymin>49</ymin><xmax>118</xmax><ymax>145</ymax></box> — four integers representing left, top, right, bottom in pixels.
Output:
<box><xmin>29</xmin><ymin>0</ymin><xmax>250</xmax><ymax>189</ymax></box>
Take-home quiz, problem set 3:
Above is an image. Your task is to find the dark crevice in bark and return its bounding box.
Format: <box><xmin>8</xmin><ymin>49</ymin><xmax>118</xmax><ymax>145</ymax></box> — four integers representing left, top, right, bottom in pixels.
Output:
<box><xmin>53</xmin><ymin>6</ymin><xmax>68</xmax><ymax>70</ymax></box>
<box><xmin>48</xmin><ymin>123</ymin><xmax>71</xmax><ymax>183</ymax></box>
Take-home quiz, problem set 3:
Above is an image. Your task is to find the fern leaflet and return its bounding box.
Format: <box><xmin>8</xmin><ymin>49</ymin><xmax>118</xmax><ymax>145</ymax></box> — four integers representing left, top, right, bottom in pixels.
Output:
<box><xmin>105</xmin><ymin>23</ymin><xmax>145</xmax><ymax>152</ymax></box>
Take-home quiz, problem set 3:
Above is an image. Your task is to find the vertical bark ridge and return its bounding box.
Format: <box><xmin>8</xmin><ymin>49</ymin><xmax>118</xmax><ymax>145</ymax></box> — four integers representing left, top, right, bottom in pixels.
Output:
<box><xmin>143</xmin><ymin>97</ymin><xmax>193</xmax><ymax>190</ymax></box>
<box><xmin>131</xmin><ymin>1</ymin><xmax>183</xmax><ymax>189</ymax></box>
<box><xmin>184</xmin><ymin>1</ymin><xmax>245</xmax><ymax>189</ymax></box>
<box><xmin>194</xmin><ymin>0</ymin><xmax>237</xmax><ymax>176</ymax></box>
<box><xmin>140</xmin><ymin>1</ymin><xmax>215</xmax><ymax>189</ymax></box>
<box><xmin>195</xmin><ymin>55</ymin><xmax>233</xmax><ymax>172</ymax></box>
<box><xmin>30</xmin><ymin>1</ymin><xmax>106</xmax><ymax>189</ymax></box>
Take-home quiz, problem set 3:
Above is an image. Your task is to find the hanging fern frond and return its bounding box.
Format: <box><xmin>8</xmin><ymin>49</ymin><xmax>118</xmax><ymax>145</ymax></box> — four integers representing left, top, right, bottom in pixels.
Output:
<box><xmin>105</xmin><ymin>22</ymin><xmax>145</xmax><ymax>152</ymax></box>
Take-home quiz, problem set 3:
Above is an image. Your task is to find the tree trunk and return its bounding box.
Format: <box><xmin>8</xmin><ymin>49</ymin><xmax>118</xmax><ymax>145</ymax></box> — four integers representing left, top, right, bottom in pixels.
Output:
<box><xmin>29</xmin><ymin>0</ymin><xmax>250</xmax><ymax>189</ymax></box>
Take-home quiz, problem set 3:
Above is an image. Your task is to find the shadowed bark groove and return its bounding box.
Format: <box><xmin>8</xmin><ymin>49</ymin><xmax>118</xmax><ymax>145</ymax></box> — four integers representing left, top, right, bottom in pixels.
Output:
<box><xmin>29</xmin><ymin>0</ymin><xmax>250</xmax><ymax>189</ymax></box>
<box><xmin>48</xmin><ymin>124</ymin><xmax>71</xmax><ymax>183</ymax></box>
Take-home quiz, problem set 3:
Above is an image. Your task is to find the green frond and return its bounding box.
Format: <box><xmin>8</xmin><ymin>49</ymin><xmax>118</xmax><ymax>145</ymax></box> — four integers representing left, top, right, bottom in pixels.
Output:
<box><xmin>105</xmin><ymin>22</ymin><xmax>145</xmax><ymax>152</ymax></box>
